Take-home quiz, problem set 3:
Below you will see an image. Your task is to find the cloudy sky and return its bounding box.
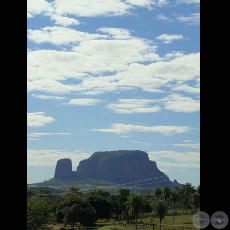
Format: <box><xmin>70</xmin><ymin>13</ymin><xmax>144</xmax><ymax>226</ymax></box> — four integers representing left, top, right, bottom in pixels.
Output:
<box><xmin>27</xmin><ymin>0</ymin><xmax>200</xmax><ymax>187</ymax></box>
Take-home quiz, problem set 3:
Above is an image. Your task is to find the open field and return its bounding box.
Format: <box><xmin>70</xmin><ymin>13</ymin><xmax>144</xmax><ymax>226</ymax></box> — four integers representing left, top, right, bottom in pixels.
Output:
<box><xmin>49</xmin><ymin>214</ymin><xmax>198</xmax><ymax>230</ymax></box>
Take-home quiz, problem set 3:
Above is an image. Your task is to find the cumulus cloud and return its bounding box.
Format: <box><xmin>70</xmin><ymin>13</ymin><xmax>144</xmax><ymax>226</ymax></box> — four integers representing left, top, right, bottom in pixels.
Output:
<box><xmin>106</xmin><ymin>99</ymin><xmax>161</xmax><ymax>114</ymax></box>
<box><xmin>176</xmin><ymin>0</ymin><xmax>200</xmax><ymax>4</ymax></box>
<box><xmin>156</xmin><ymin>34</ymin><xmax>183</xmax><ymax>44</ymax></box>
<box><xmin>27</xmin><ymin>47</ymin><xmax>199</xmax><ymax>95</ymax></box>
<box><xmin>27</xmin><ymin>0</ymin><xmax>53</xmax><ymax>17</ymax></box>
<box><xmin>93</xmin><ymin>123</ymin><xmax>192</xmax><ymax>135</ymax></box>
<box><xmin>27</xmin><ymin>26</ymin><xmax>108</xmax><ymax>45</ymax></box>
<box><xmin>27</xmin><ymin>112</ymin><xmax>55</xmax><ymax>127</ymax></box>
<box><xmin>156</xmin><ymin>14</ymin><xmax>173</xmax><ymax>22</ymax></box>
<box><xmin>50</xmin><ymin>0</ymin><xmax>131</xmax><ymax>17</ymax></box>
<box><xmin>27</xmin><ymin>149</ymin><xmax>92</xmax><ymax>166</ymax></box>
<box><xmin>148</xmin><ymin>150</ymin><xmax>200</xmax><ymax>168</ymax></box>
<box><xmin>49</xmin><ymin>15</ymin><xmax>81</xmax><ymax>27</ymax></box>
<box><xmin>66</xmin><ymin>98</ymin><xmax>103</xmax><ymax>106</ymax></box>
<box><xmin>173</xmin><ymin>143</ymin><xmax>200</xmax><ymax>148</ymax></box>
<box><xmin>161</xmin><ymin>94</ymin><xmax>200</xmax><ymax>113</ymax></box>
<box><xmin>176</xmin><ymin>13</ymin><xmax>200</xmax><ymax>25</ymax></box>
<box><xmin>31</xmin><ymin>94</ymin><xmax>68</xmax><ymax>100</ymax></box>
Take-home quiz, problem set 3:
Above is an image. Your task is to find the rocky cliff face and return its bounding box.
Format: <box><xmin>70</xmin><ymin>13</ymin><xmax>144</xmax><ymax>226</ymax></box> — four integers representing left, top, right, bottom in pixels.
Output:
<box><xmin>54</xmin><ymin>158</ymin><xmax>76</xmax><ymax>180</ymax></box>
<box><xmin>76</xmin><ymin>150</ymin><xmax>170</xmax><ymax>185</ymax></box>
<box><xmin>54</xmin><ymin>150</ymin><xmax>181</xmax><ymax>187</ymax></box>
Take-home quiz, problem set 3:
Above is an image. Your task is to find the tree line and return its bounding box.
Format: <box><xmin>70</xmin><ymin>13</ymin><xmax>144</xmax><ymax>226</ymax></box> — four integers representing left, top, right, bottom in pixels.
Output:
<box><xmin>27</xmin><ymin>182</ymin><xmax>200</xmax><ymax>230</ymax></box>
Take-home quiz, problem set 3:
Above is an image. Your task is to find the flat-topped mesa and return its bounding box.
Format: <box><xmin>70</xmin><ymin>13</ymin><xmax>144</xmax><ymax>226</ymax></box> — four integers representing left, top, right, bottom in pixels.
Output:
<box><xmin>53</xmin><ymin>150</ymin><xmax>181</xmax><ymax>187</ymax></box>
<box><xmin>76</xmin><ymin>150</ymin><xmax>170</xmax><ymax>184</ymax></box>
<box><xmin>54</xmin><ymin>158</ymin><xmax>76</xmax><ymax>180</ymax></box>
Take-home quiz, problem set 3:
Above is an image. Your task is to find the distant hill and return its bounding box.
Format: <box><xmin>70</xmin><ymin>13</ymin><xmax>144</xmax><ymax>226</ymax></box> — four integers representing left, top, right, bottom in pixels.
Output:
<box><xmin>53</xmin><ymin>150</ymin><xmax>181</xmax><ymax>188</ymax></box>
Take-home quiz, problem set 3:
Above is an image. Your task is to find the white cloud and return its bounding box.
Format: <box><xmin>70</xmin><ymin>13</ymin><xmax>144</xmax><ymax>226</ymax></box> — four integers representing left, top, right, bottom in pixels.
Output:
<box><xmin>51</xmin><ymin>0</ymin><xmax>132</xmax><ymax>17</ymax></box>
<box><xmin>156</xmin><ymin>34</ymin><xmax>183</xmax><ymax>44</ymax></box>
<box><xmin>27</xmin><ymin>12</ymin><xmax>33</xmax><ymax>18</ymax></box>
<box><xmin>124</xmin><ymin>0</ymin><xmax>155</xmax><ymax>9</ymax></box>
<box><xmin>130</xmin><ymin>141</ymin><xmax>152</xmax><ymax>145</ymax></box>
<box><xmin>27</xmin><ymin>0</ymin><xmax>53</xmax><ymax>17</ymax></box>
<box><xmin>93</xmin><ymin>123</ymin><xmax>192</xmax><ymax>135</ymax></box>
<box><xmin>148</xmin><ymin>150</ymin><xmax>200</xmax><ymax>168</ymax></box>
<box><xmin>27</xmin><ymin>149</ymin><xmax>92</xmax><ymax>166</ymax></box>
<box><xmin>176</xmin><ymin>13</ymin><xmax>200</xmax><ymax>25</ymax></box>
<box><xmin>173</xmin><ymin>143</ymin><xmax>199</xmax><ymax>148</ymax></box>
<box><xmin>171</xmin><ymin>83</ymin><xmax>200</xmax><ymax>94</ymax></box>
<box><xmin>27</xmin><ymin>0</ymin><xmax>172</xmax><ymax>20</ymax></box>
<box><xmin>106</xmin><ymin>99</ymin><xmax>161</xmax><ymax>114</ymax></box>
<box><xmin>161</xmin><ymin>94</ymin><xmax>200</xmax><ymax>112</ymax></box>
<box><xmin>49</xmin><ymin>15</ymin><xmax>81</xmax><ymax>27</ymax></box>
<box><xmin>97</xmin><ymin>27</ymin><xmax>132</xmax><ymax>40</ymax></box>
<box><xmin>27</xmin><ymin>26</ymin><xmax>108</xmax><ymax>45</ymax></box>
<box><xmin>156</xmin><ymin>14</ymin><xmax>173</xmax><ymax>22</ymax></box>
<box><xmin>66</xmin><ymin>98</ymin><xmax>103</xmax><ymax>106</ymax></box>
<box><xmin>27</xmin><ymin>47</ymin><xmax>199</xmax><ymax>95</ymax></box>
<box><xmin>28</xmin><ymin>132</ymin><xmax>71</xmax><ymax>138</ymax></box>
<box><xmin>163</xmin><ymin>51</ymin><xmax>185</xmax><ymax>59</ymax></box>
<box><xmin>176</xmin><ymin>0</ymin><xmax>200</xmax><ymax>4</ymax></box>
<box><xmin>27</xmin><ymin>112</ymin><xmax>55</xmax><ymax>127</ymax></box>
<box><xmin>156</xmin><ymin>0</ymin><xmax>170</xmax><ymax>7</ymax></box>
<box><xmin>31</xmin><ymin>94</ymin><xmax>68</xmax><ymax>100</ymax></box>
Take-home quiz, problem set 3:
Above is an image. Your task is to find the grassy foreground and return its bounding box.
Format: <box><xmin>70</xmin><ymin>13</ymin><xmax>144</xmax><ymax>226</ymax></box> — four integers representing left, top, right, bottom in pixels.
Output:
<box><xmin>49</xmin><ymin>214</ymin><xmax>198</xmax><ymax>230</ymax></box>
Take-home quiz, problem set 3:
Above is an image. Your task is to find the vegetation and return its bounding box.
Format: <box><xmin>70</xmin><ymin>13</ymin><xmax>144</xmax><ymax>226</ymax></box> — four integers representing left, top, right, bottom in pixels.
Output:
<box><xmin>27</xmin><ymin>183</ymin><xmax>200</xmax><ymax>230</ymax></box>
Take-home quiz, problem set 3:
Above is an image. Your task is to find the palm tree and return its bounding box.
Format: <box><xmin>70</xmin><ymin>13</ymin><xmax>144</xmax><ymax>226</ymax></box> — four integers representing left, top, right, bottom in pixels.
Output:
<box><xmin>181</xmin><ymin>183</ymin><xmax>196</xmax><ymax>211</ymax></box>
<box><xmin>154</xmin><ymin>185</ymin><xmax>162</xmax><ymax>199</ymax></box>
<box><xmin>154</xmin><ymin>200</ymin><xmax>167</xmax><ymax>230</ymax></box>
<box><xmin>161</xmin><ymin>186</ymin><xmax>171</xmax><ymax>212</ymax></box>
<box><xmin>169</xmin><ymin>187</ymin><xmax>180</xmax><ymax>221</ymax></box>
<box><xmin>126</xmin><ymin>193</ymin><xmax>143</xmax><ymax>230</ymax></box>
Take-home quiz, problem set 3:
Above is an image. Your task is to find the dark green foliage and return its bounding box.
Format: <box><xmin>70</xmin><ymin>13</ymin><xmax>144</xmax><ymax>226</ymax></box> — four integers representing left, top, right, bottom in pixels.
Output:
<box><xmin>62</xmin><ymin>203</ymin><xmax>81</xmax><ymax>227</ymax></box>
<box><xmin>126</xmin><ymin>193</ymin><xmax>144</xmax><ymax>230</ymax></box>
<box><xmin>86</xmin><ymin>194</ymin><xmax>111</xmax><ymax>220</ymax></box>
<box><xmin>142</xmin><ymin>198</ymin><xmax>152</xmax><ymax>213</ymax></box>
<box><xmin>108</xmin><ymin>194</ymin><xmax>120</xmax><ymax>219</ymax></box>
<box><xmin>154</xmin><ymin>200</ymin><xmax>167</xmax><ymax>230</ymax></box>
<box><xmin>154</xmin><ymin>185</ymin><xmax>162</xmax><ymax>198</ymax></box>
<box><xmin>27</xmin><ymin>183</ymin><xmax>200</xmax><ymax>228</ymax></box>
<box><xmin>86</xmin><ymin>188</ymin><xmax>111</xmax><ymax>198</ymax></box>
<box><xmin>27</xmin><ymin>197</ymin><xmax>51</xmax><ymax>230</ymax></box>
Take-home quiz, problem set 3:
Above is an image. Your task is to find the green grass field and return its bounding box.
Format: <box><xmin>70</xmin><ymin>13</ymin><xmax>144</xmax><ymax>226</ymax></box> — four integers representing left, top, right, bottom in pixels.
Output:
<box><xmin>49</xmin><ymin>214</ymin><xmax>198</xmax><ymax>230</ymax></box>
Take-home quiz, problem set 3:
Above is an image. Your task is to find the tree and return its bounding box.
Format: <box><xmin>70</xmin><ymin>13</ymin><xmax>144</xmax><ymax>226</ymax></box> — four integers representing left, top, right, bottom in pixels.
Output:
<box><xmin>108</xmin><ymin>194</ymin><xmax>120</xmax><ymax>220</ymax></box>
<box><xmin>118</xmin><ymin>188</ymin><xmax>130</xmax><ymax>220</ymax></box>
<box><xmin>181</xmin><ymin>183</ymin><xmax>196</xmax><ymax>210</ymax></box>
<box><xmin>86</xmin><ymin>188</ymin><xmax>110</xmax><ymax>198</ymax></box>
<box><xmin>154</xmin><ymin>186</ymin><xmax>162</xmax><ymax>199</ymax></box>
<box><xmin>169</xmin><ymin>187</ymin><xmax>180</xmax><ymax>221</ymax></box>
<box><xmin>190</xmin><ymin>192</ymin><xmax>200</xmax><ymax>212</ymax></box>
<box><xmin>78</xmin><ymin>200</ymin><xmax>97</xmax><ymax>226</ymax></box>
<box><xmin>161</xmin><ymin>186</ymin><xmax>171</xmax><ymax>211</ymax></box>
<box><xmin>197</xmin><ymin>184</ymin><xmax>200</xmax><ymax>195</ymax></box>
<box><xmin>86</xmin><ymin>194</ymin><xmax>111</xmax><ymax>220</ymax></box>
<box><xmin>154</xmin><ymin>200</ymin><xmax>167</xmax><ymax>230</ymax></box>
<box><xmin>61</xmin><ymin>198</ymin><xmax>97</xmax><ymax>227</ymax></box>
<box><xmin>62</xmin><ymin>203</ymin><xmax>80</xmax><ymax>227</ymax></box>
<box><xmin>27</xmin><ymin>197</ymin><xmax>51</xmax><ymax>230</ymax></box>
<box><xmin>56</xmin><ymin>190</ymin><xmax>83</xmax><ymax>223</ymax></box>
<box><xmin>126</xmin><ymin>193</ymin><xmax>144</xmax><ymax>230</ymax></box>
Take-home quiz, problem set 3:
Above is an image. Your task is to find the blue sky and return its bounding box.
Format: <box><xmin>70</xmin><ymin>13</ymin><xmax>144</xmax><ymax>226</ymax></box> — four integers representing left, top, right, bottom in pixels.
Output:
<box><xmin>27</xmin><ymin>0</ymin><xmax>200</xmax><ymax>187</ymax></box>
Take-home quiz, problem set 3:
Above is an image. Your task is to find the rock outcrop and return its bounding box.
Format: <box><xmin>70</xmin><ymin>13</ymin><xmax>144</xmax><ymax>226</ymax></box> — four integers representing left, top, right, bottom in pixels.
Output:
<box><xmin>54</xmin><ymin>158</ymin><xmax>76</xmax><ymax>180</ymax></box>
<box><xmin>54</xmin><ymin>150</ymin><xmax>181</xmax><ymax>187</ymax></box>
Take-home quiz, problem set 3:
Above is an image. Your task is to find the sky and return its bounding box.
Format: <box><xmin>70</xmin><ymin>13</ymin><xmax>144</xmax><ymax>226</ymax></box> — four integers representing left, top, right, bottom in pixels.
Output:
<box><xmin>27</xmin><ymin>0</ymin><xmax>200</xmax><ymax>187</ymax></box>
